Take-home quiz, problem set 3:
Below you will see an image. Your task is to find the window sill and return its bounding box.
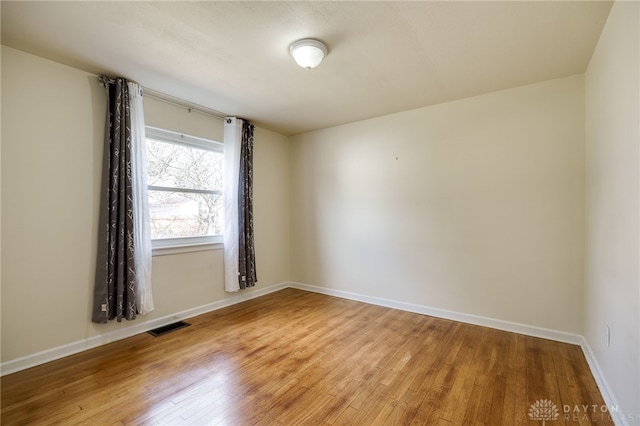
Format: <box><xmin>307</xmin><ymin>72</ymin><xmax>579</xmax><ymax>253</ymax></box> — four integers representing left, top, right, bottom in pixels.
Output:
<box><xmin>152</xmin><ymin>241</ymin><xmax>223</xmax><ymax>257</ymax></box>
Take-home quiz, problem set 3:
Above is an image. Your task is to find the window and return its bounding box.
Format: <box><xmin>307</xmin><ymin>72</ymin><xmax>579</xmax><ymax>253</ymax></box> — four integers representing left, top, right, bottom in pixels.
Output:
<box><xmin>145</xmin><ymin>127</ymin><xmax>223</xmax><ymax>249</ymax></box>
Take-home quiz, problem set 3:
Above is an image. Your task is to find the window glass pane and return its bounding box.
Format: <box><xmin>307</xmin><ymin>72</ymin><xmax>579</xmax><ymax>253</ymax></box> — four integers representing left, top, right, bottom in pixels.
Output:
<box><xmin>146</xmin><ymin>138</ymin><xmax>223</xmax><ymax>191</ymax></box>
<box><xmin>149</xmin><ymin>190</ymin><xmax>223</xmax><ymax>239</ymax></box>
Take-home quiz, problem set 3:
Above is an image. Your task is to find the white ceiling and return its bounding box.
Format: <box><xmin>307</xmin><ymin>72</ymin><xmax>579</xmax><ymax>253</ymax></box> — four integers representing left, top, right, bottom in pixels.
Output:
<box><xmin>1</xmin><ymin>1</ymin><xmax>612</xmax><ymax>136</ymax></box>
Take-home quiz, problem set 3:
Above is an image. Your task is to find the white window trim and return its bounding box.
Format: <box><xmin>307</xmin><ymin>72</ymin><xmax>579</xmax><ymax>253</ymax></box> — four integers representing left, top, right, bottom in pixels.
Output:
<box><xmin>152</xmin><ymin>237</ymin><xmax>223</xmax><ymax>256</ymax></box>
<box><xmin>146</xmin><ymin>126</ymin><xmax>223</xmax><ymax>152</ymax></box>
<box><xmin>146</xmin><ymin>126</ymin><xmax>224</xmax><ymax>255</ymax></box>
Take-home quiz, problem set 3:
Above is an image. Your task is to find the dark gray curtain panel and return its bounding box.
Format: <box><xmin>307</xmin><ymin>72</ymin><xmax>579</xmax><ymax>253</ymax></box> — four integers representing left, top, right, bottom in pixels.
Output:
<box><xmin>237</xmin><ymin>120</ymin><xmax>257</xmax><ymax>289</ymax></box>
<box><xmin>92</xmin><ymin>76</ymin><xmax>137</xmax><ymax>323</ymax></box>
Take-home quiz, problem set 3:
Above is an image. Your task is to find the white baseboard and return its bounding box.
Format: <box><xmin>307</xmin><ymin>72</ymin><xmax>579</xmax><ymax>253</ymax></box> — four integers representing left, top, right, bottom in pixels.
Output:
<box><xmin>0</xmin><ymin>281</ymin><xmax>289</xmax><ymax>377</ymax></box>
<box><xmin>288</xmin><ymin>281</ymin><xmax>626</xmax><ymax>425</ymax></box>
<box><xmin>288</xmin><ymin>281</ymin><xmax>583</xmax><ymax>345</ymax></box>
<box><xmin>578</xmin><ymin>338</ymin><xmax>628</xmax><ymax>426</ymax></box>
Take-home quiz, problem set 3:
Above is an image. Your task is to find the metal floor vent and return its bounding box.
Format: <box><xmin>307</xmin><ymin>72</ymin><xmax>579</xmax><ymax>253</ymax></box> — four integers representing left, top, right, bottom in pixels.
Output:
<box><xmin>148</xmin><ymin>321</ymin><xmax>190</xmax><ymax>337</ymax></box>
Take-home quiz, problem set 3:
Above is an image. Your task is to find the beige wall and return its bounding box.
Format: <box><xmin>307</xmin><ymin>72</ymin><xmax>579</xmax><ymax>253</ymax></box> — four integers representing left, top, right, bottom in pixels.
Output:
<box><xmin>585</xmin><ymin>0</ymin><xmax>640</xmax><ymax>418</ymax></box>
<box><xmin>290</xmin><ymin>75</ymin><xmax>585</xmax><ymax>333</ymax></box>
<box><xmin>0</xmin><ymin>46</ymin><xmax>290</xmax><ymax>363</ymax></box>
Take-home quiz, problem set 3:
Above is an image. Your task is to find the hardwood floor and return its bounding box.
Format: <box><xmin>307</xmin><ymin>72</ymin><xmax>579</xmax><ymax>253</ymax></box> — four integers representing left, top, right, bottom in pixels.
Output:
<box><xmin>1</xmin><ymin>288</ymin><xmax>613</xmax><ymax>425</ymax></box>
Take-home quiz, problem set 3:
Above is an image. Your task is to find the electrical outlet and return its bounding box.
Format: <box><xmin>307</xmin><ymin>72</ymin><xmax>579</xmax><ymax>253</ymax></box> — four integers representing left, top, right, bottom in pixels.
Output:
<box><xmin>606</xmin><ymin>325</ymin><xmax>611</xmax><ymax>348</ymax></box>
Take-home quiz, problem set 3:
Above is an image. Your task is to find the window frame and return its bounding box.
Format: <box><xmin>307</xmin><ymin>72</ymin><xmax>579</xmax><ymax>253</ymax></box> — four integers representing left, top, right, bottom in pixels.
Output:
<box><xmin>145</xmin><ymin>126</ymin><xmax>224</xmax><ymax>255</ymax></box>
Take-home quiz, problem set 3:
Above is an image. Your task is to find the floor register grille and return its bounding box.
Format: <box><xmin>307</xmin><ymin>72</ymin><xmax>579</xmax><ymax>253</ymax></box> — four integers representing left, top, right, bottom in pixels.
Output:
<box><xmin>147</xmin><ymin>321</ymin><xmax>190</xmax><ymax>337</ymax></box>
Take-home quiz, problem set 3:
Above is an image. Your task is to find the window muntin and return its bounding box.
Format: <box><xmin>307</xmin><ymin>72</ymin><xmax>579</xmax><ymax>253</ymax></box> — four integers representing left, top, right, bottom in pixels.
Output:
<box><xmin>145</xmin><ymin>127</ymin><xmax>223</xmax><ymax>248</ymax></box>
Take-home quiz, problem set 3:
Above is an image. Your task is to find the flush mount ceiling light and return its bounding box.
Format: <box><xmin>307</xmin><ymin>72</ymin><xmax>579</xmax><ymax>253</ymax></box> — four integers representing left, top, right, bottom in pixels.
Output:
<box><xmin>289</xmin><ymin>38</ymin><xmax>328</xmax><ymax>70</ymax></box>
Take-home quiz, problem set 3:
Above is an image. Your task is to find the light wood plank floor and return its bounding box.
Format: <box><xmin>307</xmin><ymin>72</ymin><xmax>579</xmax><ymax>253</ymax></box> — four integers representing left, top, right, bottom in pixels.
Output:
<box><xmin>2</xmin><ymin>288</ymin><xmax>613</xmax><ymax>425</ymax></box>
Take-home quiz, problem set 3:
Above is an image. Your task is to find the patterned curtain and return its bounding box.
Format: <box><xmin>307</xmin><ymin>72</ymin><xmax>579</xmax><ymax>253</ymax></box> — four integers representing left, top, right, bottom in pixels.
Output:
<box><xmin>223</xmin><ymin>117</ymin><xmax>257</xmax><ymax>291</ymax></box>
<box><xmin>238</xmin><ymin>120</ymin><xmax>257</xmax><ymax>289</ymax></box>
<box><xmin>92</xmin><ymin>76</ymin><xmax>137</xmax><ymax>323</ymax></box>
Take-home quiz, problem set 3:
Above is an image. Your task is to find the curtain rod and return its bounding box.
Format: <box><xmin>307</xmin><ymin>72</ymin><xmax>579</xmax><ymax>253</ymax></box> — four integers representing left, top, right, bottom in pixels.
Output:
<box><xmin>98</xmin><ymin>76</ymin><xmax>228</xmax><ymax>121</ymax></box>
<box><xmin>142</xmin><ymin>88</ymin><xmax>228</xmax><ymax>121</ymax></box>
